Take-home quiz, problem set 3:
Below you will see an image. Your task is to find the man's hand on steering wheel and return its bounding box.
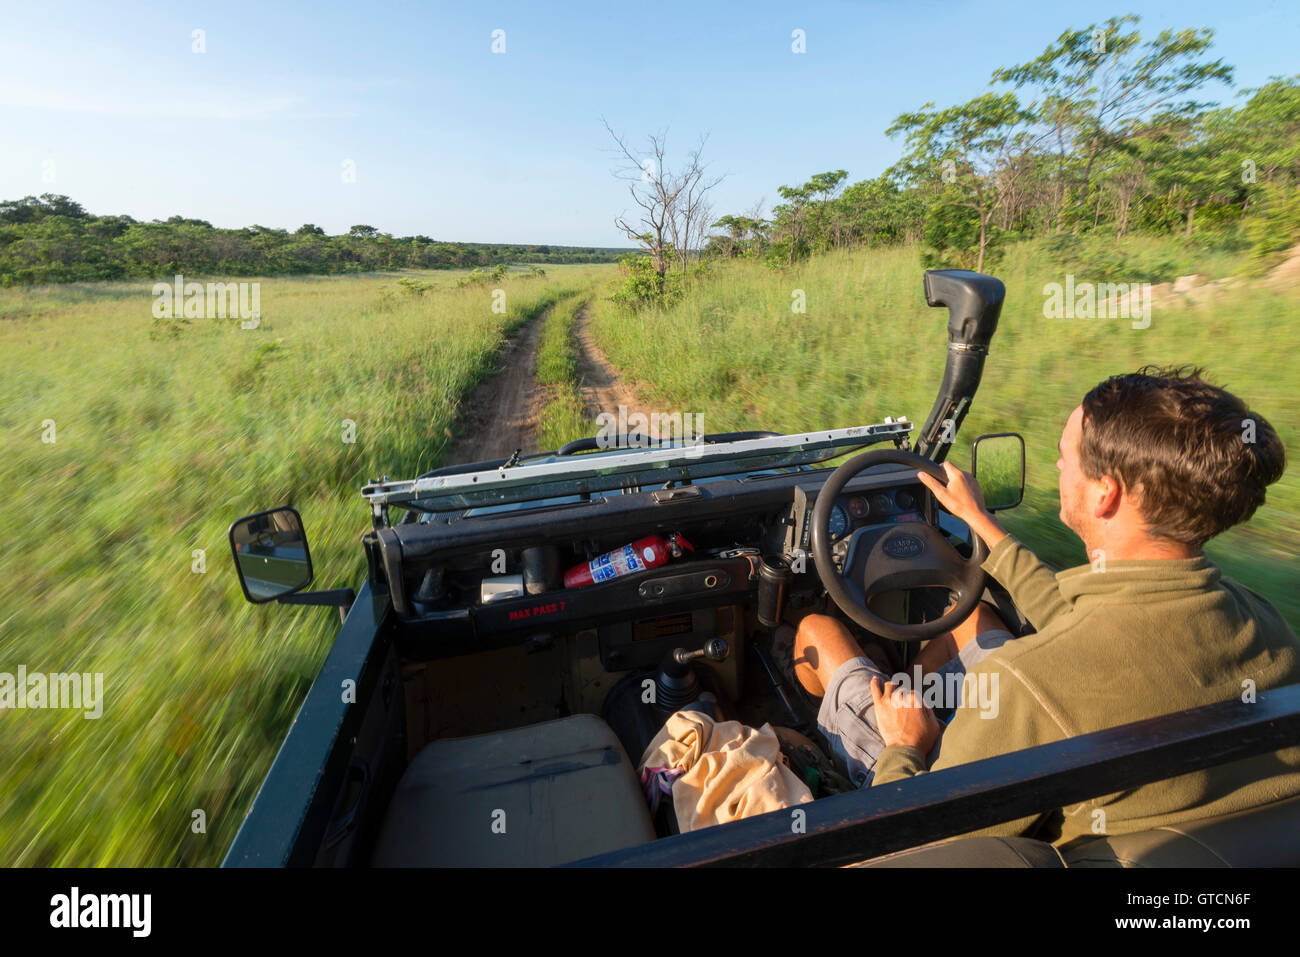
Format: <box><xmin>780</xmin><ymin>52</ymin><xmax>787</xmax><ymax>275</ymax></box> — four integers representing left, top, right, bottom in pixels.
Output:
<box><xmin>916</xmin><ymin>461</ymin><xmax>1010</xmax><ymax>551</ymax></box>
<box><xmin>811</xmin><ymin>449</ymin><xmax>992</xmax><ymax>641</ymax></box>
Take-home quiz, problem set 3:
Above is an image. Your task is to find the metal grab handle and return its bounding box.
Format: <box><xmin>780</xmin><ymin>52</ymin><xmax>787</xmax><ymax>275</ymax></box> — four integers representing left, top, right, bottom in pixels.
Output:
<box><xmin>322</xmin><ymin>757</ymin><xmax>369</xmax><ymax>850</ymax></box>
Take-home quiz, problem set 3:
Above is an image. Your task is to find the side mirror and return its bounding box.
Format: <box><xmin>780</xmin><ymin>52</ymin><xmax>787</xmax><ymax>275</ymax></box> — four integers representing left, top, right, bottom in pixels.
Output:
<box><xmin>229</xmin><ymin>506</ymin><xmax>314</xmax><ymax>603</ymax></box>
<box><xmin>972</xmin><ymin>433</ymin><xmax>1025</xmax><ymax>511</ymax></box>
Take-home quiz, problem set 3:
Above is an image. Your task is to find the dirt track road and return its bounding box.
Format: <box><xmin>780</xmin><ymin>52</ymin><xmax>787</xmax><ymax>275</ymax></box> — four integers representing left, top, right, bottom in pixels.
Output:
<box><xmin>443</xmin><ymin>311</ymin><xmax>549</xmax><ymax>464</ymax></box>
<box><xmin>444</xmin><ymin>301</ymin><xmax>661</xmax><ymax>464</ymax></box>
<box><xmin>572</xmin><ymin>303</ymin><xmax>661</xmax><ymax>438</ymax></box>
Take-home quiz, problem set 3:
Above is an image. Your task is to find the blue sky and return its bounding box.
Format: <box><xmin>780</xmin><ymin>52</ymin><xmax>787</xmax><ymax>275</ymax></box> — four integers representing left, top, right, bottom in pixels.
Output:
<box><xmin>1</xmin><ymin>0</ymin><xmax>1296</xmax><ymax>246</ymax></box>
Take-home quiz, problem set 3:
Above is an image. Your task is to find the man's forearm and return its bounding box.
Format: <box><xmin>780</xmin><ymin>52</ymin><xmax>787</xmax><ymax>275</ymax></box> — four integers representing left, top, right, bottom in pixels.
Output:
<box><xmin>872</xmin><ymin>744</ymin><xmax>928</xmax><ymax>784</ymax></box>
<box><xmin>981</xmin><ymin>533</ymin><xmax>1071</xmax><ymax>630</ymax></box>
<box><xmin>968</xmin><ymin>509</ymin><xmax>1009</xmax><ymax>551</ymax></box>
<box><xmin>918</xmin><ymin>462</ymin><xmax>1068</xmax><ymax>632</ymax></box>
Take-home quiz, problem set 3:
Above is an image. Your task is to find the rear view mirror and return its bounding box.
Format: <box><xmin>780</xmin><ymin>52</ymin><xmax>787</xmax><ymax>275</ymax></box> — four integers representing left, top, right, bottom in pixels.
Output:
<box><xmin>972</xmin><ymin>433</ymin><xmax>1025</xmax><ymax>512</ymax></box>
<box><xmin>229</xmin><ymin>506</ymin><xmax>314</xmax><ymax>603</ymax></box>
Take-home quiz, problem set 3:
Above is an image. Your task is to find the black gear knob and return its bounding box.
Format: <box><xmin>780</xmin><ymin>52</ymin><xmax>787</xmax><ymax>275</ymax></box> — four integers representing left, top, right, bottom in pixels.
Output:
<box><xmin>674</xmin><ymin>639</ymin><xmax>728</xmax><ymax>665</ymax></box>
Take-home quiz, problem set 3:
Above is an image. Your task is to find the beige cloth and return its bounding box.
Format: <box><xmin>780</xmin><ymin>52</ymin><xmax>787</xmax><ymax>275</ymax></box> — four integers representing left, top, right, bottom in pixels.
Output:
<box><xmin>638</xmin><ymin>710</ymin><xmax>813</xmax><ymax>833</ymax></box>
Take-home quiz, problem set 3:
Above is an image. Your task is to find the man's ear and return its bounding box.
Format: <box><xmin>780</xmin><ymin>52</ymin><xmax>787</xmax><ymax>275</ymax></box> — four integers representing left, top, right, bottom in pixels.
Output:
<box><xmin>1094</xmin><ymin>475</ymin><xmax>1123</xmax><ymax>519</ymax></box>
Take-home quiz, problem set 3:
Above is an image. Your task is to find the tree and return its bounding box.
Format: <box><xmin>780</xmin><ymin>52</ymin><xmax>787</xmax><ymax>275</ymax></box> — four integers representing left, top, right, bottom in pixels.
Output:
<box><xmin>806</xmin><ymin>170</ymin><xmax>850</xmax><ymax>249</ymax></box>
<box><xmin>1100</xmin><ymin>135</ymin><xmax>1156</xmax><ymax>238</ymax></box>
<box><xmin>1214</xmin><ymin>75</ymin><xmax>1300</xmax><ymax>197</ymax></box>
<box><xmin>709</xmin><ymin>214</ymin><xmax>747</xmax><ymax>257</ymax></box>
<box><xmin>1215</xmin><ymin>75</ymin><xmax>1300</xmax><ymax>261</ymax></box>
<box><xmin>992</xmin><ymin>14</ymin><xmax>1233</xmax><ymax>213</ymax></box>
<box><xmin>770</xmin><ymin>182</ymin><xmax>812</xmax><ymax>264</ymax></box>
<box><xmin>837</xmin><ymin>175</ymin><xmax>926</xmax><ymax>246</ymax></box>
<box><xmin>602</xmin><ymin>119</ymin><xmax>724</xmax><ymax>289</ymax></box>
<box><xmin>766</xmin><ymin>173</ymin><xmax>848</xmax><ymax>264</ymax></box>
<box><xmin>888</xmin><ymin>92</ymin><xmax>1036</xmax><ymax>270</ymax></box>
<box><xmin>0</xmin><ymin>194</ymin><xmax>88</xmax><ymax>224</ymax></box>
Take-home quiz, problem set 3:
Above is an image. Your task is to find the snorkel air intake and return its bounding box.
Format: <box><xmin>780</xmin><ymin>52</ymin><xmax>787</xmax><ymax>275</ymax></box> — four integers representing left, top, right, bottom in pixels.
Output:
<box><xmin>913</xmin><ymin>269</ymin><xmax>1005</xmax><ymax>463</ymax></box>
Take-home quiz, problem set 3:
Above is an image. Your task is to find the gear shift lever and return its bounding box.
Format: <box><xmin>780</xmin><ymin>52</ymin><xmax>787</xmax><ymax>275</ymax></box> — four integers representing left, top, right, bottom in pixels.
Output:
<box><xmin>654</xmin><ymin>639</ymin><xmax>729</xmax><ymax>715</ymax></box>
<box><xmin>673</xmin><ymin>638</ymin><xmax>728</xmax><ymax>666</ymax></box>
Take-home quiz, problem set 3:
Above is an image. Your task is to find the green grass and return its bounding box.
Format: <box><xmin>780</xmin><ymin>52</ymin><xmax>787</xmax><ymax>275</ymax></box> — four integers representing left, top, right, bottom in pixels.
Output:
<box><xmin>0</xmin><ymin>263</ymin><xmax>614</xmax><ymax>865</ymax></box>
<box><xmin>535</xmin><ymin>294</ymin><xmax>597</xmax><ymax>452</ymax></box>
<box><xmin>588</xmin><ymin>241</ymin><xmax>1300</xmax><ymax>628</ymax></box>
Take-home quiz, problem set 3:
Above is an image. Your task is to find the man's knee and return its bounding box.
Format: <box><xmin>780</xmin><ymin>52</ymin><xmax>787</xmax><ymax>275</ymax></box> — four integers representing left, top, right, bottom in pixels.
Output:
<box><xmin>794</xmin><ymin>613</ymin><xmax>862</xmax><ymax>697</ymax></box>
<box><xmin>951</xmin><ymin>600</ymin><xmax>1010</xmax><ymax>649</ymax></box>
<box><xmin>795</xmin><ymin>611</ymin><xmax>837</xmax><ymax>648</ymax></box>
<box><xmin>795</xmin><ymin>612</ymin><xmax>844</xmax><ymax>663</ymax></box>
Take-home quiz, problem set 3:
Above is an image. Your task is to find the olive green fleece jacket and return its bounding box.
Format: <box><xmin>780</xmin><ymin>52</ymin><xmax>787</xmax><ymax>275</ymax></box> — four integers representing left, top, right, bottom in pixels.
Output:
<box><xmin>871</xmin><ymin>534</ymin><xmax>1300</xmax><ymax>847</ymax></box>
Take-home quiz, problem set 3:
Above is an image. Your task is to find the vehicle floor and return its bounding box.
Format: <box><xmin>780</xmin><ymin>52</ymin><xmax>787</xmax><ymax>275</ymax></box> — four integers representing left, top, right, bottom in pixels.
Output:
<box><xmin>396</xmin><ymin>616</ymin><xmax>885</xmax><ymax>801</ymax></box>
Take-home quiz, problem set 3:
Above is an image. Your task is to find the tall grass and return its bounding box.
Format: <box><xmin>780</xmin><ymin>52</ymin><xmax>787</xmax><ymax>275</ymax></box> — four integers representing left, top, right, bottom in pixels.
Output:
<box><xmin>535</xmin><ymin>294</ymin><xmax>594</xmax><ymax>452</ymax></box>
<box><xmin>0</xmin><ymin>264</ymin><xmax>613</xmax><ymax>865</ymax></box>
<box><xmin>589</xmin><ymin>242</ymin><xmax>1299</xmax><ymax>627</ymax></box>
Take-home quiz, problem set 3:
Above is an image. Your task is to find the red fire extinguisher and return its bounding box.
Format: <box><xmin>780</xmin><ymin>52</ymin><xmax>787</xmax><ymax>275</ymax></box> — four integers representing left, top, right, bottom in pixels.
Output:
<box><xmin>564</xmin><ymin>532</ymin><xmax>694</xmax><ymax>588</ymax></box>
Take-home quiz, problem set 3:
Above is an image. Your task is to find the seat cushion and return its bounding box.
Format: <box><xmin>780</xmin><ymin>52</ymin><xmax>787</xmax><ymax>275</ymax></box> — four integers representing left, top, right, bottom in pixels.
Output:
<box><xmin>850</xmin><ymin>836</ymin><xmax>1065</xmax><ymax>868</ymax></box>
<box><xmin>1062</xmin><ymin>793</ymin><xmax>1300</xmax><ymax>867</ymax></box>
<box><xmin>372</xmin><ymin>714</ymin><xmax>656</xmax><ymax>866</ymax></box>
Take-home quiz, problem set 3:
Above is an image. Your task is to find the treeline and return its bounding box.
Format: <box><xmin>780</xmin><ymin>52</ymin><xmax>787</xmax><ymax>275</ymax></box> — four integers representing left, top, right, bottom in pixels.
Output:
<box><xmin>705</xmin><ymin>15</ymin><xmax>1300</xmax><ymax>273</ymax></box>
<box><xmin>0</xmin><ymin>197</ymin><xmax>632</xmax><ymax>286</ymax></box>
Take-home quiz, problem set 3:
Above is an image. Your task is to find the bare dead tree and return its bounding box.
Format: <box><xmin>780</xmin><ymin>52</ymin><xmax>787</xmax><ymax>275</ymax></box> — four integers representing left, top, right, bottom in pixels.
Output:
<box><xmin>602</xmin><ymin>119</ymin><xmax>724</xmax><ymax>283</ymax></box>
<box><xmin>604</xmin><ymin>121</ymin><xmax>675</xmax><ymax>282</ymax></box>
<box><xmin>668</xmin><ymin>136</ymin><xmax>725</xmax><ymax>276</ymax></box>
<box><xmin>686</xmin><ymin>197</ymin><xmax>714</xmax><ymax>269</ymax></box>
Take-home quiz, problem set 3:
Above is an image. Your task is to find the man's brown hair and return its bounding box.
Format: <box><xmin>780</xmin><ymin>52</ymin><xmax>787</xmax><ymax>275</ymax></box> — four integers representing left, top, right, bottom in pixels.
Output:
<box><xmin>1079</xmin><ymin>366</ymin><xmax>1286</xmax><ymax>548</ymax></box>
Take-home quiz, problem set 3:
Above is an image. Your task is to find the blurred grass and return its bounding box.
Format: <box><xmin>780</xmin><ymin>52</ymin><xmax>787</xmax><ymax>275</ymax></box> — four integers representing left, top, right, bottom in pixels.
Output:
<box><xmin>0</xmin><ymin>264</ymin><xmax>612</xmax><ymax>865</ymax></box>
<box><xmin>535</xmin><ymin>294</ymin><xmax>595</xmax><ymax>452</ymax></box>
<box><xmin>588</xmin><ymin>241</ymin><xmax>1299</xmax><ymax>628</ymax></box>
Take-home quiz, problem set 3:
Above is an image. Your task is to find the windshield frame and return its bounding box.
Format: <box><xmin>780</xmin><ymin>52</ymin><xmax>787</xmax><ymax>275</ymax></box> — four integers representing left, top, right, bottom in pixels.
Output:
<box><xmin>362</xmin><ymin>421</ymin><xmax>913</xmax><ymax>513</ymax></box>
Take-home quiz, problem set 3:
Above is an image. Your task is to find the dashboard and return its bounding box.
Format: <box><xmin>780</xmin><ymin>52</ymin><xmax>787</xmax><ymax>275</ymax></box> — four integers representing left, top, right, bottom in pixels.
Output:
<box><xmin>384</xmin><ymin>461</ymin><xmax>947</xmax><ymax>637</ymax></box>
<box><xmin>786</xmin><ymin>481</ymin><xmax>930</xmax><ymax>558</ymax></box>
<box><xmin>824</xmin><ymin>485</ymin><xmax>927</xmax><ymax>541</ymax></box>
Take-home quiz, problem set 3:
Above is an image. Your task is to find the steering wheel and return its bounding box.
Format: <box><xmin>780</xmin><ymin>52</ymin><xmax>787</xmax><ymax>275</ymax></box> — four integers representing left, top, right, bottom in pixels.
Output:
<box><xmin>810</xmin><ymin>449</ymin><xmax>988</xmax><ymax>642</ymax></box>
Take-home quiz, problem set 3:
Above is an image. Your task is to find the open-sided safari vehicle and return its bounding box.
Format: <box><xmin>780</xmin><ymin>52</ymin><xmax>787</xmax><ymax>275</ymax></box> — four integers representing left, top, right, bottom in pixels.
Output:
<box><xmin>223</xmin><ymin>270</ymin><xmax>1300</xmax><ymax>868</ymax></box>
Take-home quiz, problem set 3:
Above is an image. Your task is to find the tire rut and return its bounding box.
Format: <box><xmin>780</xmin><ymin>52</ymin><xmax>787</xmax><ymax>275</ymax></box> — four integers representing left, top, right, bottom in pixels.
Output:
<box><xmin>572</xmin><ymin>302</ymin><xmax>663</xmax><ymax>438</ymax></box>
<box><xmin>443</xmin><ymin>300</ymin><xmax>661</xmax><ymax>468</ymax></box>
<box><xmin>444</xmin><ymin>310</ymin><xmax>550</xmax><ymax>464</ymax></box>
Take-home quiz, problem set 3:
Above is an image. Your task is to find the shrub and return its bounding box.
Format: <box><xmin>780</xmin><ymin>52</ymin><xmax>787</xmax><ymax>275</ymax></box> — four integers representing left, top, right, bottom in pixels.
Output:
<box><xmin>1244</xmin><ymin>182</ymin><xmax>1300</xmax><ymax>273</ymax></box>
<box><xmin>609</xmin><ymin>254</ymin><xmax>683</xmax><ymax>311</ymax></box>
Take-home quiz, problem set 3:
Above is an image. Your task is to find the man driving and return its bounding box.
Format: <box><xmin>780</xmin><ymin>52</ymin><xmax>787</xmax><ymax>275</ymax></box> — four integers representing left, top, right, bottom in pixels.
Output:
<box><xmin>791</xmin><ymin>366</ymin><xmax>1300</xmax><ymax>845</ymax></box>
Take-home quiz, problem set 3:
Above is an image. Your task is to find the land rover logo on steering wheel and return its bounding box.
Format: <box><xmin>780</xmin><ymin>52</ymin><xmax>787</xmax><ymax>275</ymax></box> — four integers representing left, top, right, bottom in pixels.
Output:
<box><xmin>883</xmin><ymin>532</ymin><xmax>925</xmax><ymax>559</ymax></box>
